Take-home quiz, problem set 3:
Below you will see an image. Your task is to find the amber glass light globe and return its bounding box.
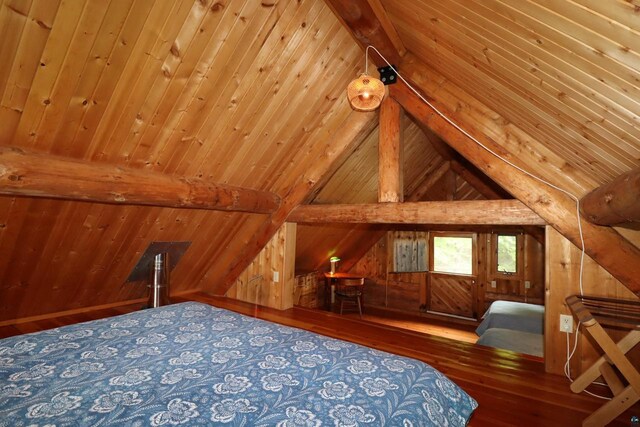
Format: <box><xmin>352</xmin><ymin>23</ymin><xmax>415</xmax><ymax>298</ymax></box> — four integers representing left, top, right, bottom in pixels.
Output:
<box><xmin>346</xmin><ymin>73</ymin><xmax>385</xmax><ymax>111</ymax></box>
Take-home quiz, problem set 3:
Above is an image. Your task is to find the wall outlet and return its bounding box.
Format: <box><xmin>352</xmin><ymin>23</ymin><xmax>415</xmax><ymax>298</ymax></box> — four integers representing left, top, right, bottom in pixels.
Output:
<box><xmin>272</xmin><ymin>271</ymin><xmax>279</xmax><ymax>283</ymax></box>
<box><xmin>490</xmin><ymin>280</ymin><xmax>497</xmax><ymax>288</ymax></box>
<box><xmin>560</xmin><ymin>314</ymin><xmax>573</xmax><ymax>333</ymax></box>
<box><xmin>524</xmin><ymin>281</ymin><xmax>531</xmax><ymax>289</ymax></box>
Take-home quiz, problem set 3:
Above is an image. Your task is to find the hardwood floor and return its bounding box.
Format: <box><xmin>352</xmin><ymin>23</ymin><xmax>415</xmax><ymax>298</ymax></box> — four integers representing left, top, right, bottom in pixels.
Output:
<box><xmin>1</xmin><ymin>292</ymin><xmax>637</xmax><ymax>426</ymax></box>
<box><xmin>338</xmin><ymin>308</ymin><xmax>480</xmax><ymax>344</ymax></box>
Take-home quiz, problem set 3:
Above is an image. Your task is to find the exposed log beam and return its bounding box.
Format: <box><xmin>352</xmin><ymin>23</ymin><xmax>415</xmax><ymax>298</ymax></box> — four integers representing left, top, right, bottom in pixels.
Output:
<box><xmin>328</xmin><ymin>0</ymin><xmax>640</xmax><ymax>293</ymax></box>
<box><xmin>340</xmin><ymin>160</ymin><xmax>453</xmax><ymax>273</ymax></box>
<box><xmin>213</xmin><ymin>111</ymin><xmax>378</xmax><ymax>293</ymax></box>
<box><xmin>0</xmin><ymin>146</ymin><xmax>280</xmax><ymax>214</ymax></box>
<box><xmin>365</xmin><ymin>0</ymin><xmax>406</xmax><ymax>57</ymax></box>
<box><xmin>323</xmin><ymin>0</ymin><xmax>401</xmax><ymax>66</ymax></box>
<box><xmin>391</xmin><ymin>69</ymin><xmax>640</xmax><ymax>292</ymax></box>
<box><xmin>288</xmin><ymin>200</ymin><xmax>545</xmax><ymax>225</ymax></box>
<box><xmin>580</xmin><ymin>168</ymin><xmax>640</xmax><ymax>226</ymax></box>
<box><xmin>378</xmin><ymin>96</ymin><xmax>403</xmax><ymax>202</ymax></box>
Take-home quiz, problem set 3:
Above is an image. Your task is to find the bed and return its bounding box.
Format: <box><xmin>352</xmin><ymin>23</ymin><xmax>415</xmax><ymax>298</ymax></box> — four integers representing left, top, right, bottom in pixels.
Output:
<box><xmin>475</xmin><ymin>300</ymin><xmax>544</xmax><ymax>336</ymax></box>
<box><xmin>0</xmin><ymin>301</ymin><xmax>477</xmax><ymax>426</ymax></box>
<box><xmin>475</xmin><ymin>328</ymin><xmax>543</xmax><ymax>357</ymax></box>
<box><xmin>475</xmin><ymin>301</ymin><xmax>544</xmax><ymax>357</ymax></box>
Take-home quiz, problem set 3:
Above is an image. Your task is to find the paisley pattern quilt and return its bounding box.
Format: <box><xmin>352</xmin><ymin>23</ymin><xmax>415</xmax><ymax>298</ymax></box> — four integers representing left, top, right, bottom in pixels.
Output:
<box><xmin>0</xmin><ymin>302</ymin><xmax>477</xmax><ymax>426</ymax></box>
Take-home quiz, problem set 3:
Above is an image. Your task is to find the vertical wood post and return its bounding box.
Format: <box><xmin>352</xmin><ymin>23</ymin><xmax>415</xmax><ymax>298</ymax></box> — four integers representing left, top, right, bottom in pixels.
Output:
<box><xmin>281</xmin><ymin>222</ymin><xmax>297</xmax><ymax>310</ymax></box>
<box><xmin>378</xmin><ymin>96</ymin><xmax>404</xmax><ymax>202</ymax></box>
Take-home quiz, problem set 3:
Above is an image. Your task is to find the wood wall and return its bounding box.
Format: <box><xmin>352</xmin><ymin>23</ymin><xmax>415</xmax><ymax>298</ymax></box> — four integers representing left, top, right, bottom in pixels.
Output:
<box><xmin>0</xmin><ymin>0</ymin><xmax>366</xmax><ymax>322</ymax></box>
<box><xmin>349</xmin><ymin>227</ymin><xmax>545</xmax><ymax>319</ymax></box>
<box><xmin>545</xmin><ymin>226</ymin><xmax>640</xmax><ymax>376</ymax></box>
<box><xmin>226</xmin><ymin>222</ymin><xmax>296</xmax><ymax>310</ymax></box>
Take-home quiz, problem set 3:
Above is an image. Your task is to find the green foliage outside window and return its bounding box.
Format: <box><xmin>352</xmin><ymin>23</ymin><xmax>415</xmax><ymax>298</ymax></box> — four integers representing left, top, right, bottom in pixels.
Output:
<box><xmin>433</xmin><ymin>236</ymin><xmax>473</xmax><ymax>275</ymax></box>
<box><xmin>497</xmin><ymin>234</ymin><xmax>517</xmax><ymax>274</ymax></box>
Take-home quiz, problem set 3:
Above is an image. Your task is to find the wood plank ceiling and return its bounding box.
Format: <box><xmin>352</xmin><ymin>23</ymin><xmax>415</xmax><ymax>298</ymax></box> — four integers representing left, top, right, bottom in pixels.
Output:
<box><xmin>0</xmin><ymin>0</ymin><xmax>373</xmax><ymax>320</ymax></box>
<box><xmin>295</xmin><ymin>116</ymin><xmax>486</xmax><ymax>273</ymax></box>
<box><xmin>381</xmin><ymin>0</ymin><xmax>640</xmax><ymax>185</ymax></box>
<box><xmin>0</xmin><ymin>0</ymin><xmax>638</xmax><ymax>320</ymax></box>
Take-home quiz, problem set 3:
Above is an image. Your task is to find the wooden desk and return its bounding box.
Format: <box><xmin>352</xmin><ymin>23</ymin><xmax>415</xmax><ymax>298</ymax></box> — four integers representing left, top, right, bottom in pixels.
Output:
<box><xmin>323</xmin><ymin>273</ymin><xmax>365</xmax><ymax>311</ymax></box>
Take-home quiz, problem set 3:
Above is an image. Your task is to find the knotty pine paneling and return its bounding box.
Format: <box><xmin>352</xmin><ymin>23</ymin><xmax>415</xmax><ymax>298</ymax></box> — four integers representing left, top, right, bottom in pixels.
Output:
<box><xmin>0</xmin><ymin>196</ymin><xmax>271</xmax><ymax>322</ymax></box>
<box><xmin>348</xmin><ymin>228</ymin><xmax>544</xmax><ymax>320</ymax></box>
<box><xmin>545</xmin><ymin>226</ymin><xmax>640</xmax><ymax>376</ymax></box>
<box><xmin>312</xmin><ymin>115</ymin><xmax>443</xmax><ymax>204</ymax></box>
<box><xmin>382</xmin><ymin>0</ymin><xmax>640</xmax><ymax>186</ymax></box>
<box><xmin>0</xmin><ymin>0</ymin><xmax>366</xmax><ymax>320</ymax></box>
<box><xmin>429</xmin><ymin>273</ymin><xmax>474</xmax><ymax>318</ymax></box>
<box><xmin>482</xmin><ymin>231</ymin><xmax>545</xmax><ymax>310</ymax></box>
<box><xmin>227</xmin><ymin>222</ymin><xmax>296</xmax><ymax>310</ymax></box>
<box><xmin>295</xmin><ymin>115</ymin><xmax>453</xmax><ymax>275</ymax></box>
<box><xmin>295</xmin><ymin>223</ymin><xmax>387</xmax><ymax>274</ymax></box>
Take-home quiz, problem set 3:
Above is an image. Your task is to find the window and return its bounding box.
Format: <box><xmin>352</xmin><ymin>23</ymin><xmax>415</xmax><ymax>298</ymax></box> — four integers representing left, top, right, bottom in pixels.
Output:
<box><xmin>431</xmin><ymin>234</ymin><xmax>474</xmax><ymax>275</ymax></box>
<box><xmin>496</xmin><ymin>234</ymin><xmax>517</xmax><ymax>274</ymax></box>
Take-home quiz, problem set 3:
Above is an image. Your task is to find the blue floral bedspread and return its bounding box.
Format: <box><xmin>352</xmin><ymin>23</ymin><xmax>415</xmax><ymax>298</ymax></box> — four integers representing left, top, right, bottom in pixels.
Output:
<box><xmin>0</xmin><ymin>302</ymin><xmax>477</xmax><ymax>426</ymax></box>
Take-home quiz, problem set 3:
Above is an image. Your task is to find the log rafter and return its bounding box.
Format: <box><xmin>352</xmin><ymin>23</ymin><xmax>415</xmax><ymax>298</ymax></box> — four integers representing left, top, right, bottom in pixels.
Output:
<box><xmin>391</xmin><ymin>79</ymin><xmax>640</xmax><ymax>292</ymax></box>
<box><xmin>213</xmin><ymin>111</ymin><xmax>378</xmax><ymax>293</ymax></box>
<box><xmin>0</xmin><ymin>146</ymin><xmax>281</xmax><ymax>214</ymax></box>
<box><xmin>580</xmin><ymin>167</ymin><xmax>640</xmax><ymax>226</ymax></box>
<box><xmin>326</xmin><ymin>0</ymin><xmax>640</xmax><ymax>293</ymax></box>
<box><xmin>288</xmin><ymin>200</ymin><xmax>545</xmax><ymax>226</ymax></box>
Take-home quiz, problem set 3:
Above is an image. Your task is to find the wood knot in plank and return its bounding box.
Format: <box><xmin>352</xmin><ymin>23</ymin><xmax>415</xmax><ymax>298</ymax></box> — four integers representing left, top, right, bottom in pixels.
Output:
<box><xmin>211</xmin><ymin>2</ymin><xmax>224</xmax><ymax>12</ymax></box>
<box><xmin>170</xmin><ymin>42</ymin><xmax>180</xmax><ymax>57</ymax></box>
<box><xmin>535</xmin><ymin>195</ymin><xmax>551</xmax><ymax>206</ymax></box>
<box><xmin>261</xmin><ymin>1</ymin><xmax>276</xmax><ymax>7</ymax></box>
<box><xmin>36</xmin><ymin>20</ymin><xmax>51</xmax><ymax>30</ymax></box>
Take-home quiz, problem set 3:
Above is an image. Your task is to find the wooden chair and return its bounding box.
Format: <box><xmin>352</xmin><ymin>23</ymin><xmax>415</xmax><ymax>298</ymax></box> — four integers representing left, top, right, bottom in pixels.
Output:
<box><xmin>334</xmin><ymin>278</ymin><xmax>365</xmax><ymax>318</ymax></box>
<box><xmin>566</xmin><ymin>295</ymin><xmax>640</xmax><ymax>427</ymax></box>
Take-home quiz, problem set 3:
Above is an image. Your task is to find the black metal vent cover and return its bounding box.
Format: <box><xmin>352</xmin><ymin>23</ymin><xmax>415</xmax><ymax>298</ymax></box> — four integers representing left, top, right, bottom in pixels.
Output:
<box><xmin>126</xmin><ymin>241</ymin><xmax>191</xmax><ymax>283</ymax></box>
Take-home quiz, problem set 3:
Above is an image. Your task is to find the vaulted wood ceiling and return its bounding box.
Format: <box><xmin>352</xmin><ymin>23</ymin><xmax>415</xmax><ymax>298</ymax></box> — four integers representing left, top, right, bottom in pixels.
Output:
<box><xmin>0</xmin><ymin>0</ymin><xmax>638</xmax><ymax>321</ymax></box>
<box><xmin>381</xmin><ymin>0</ymin><xmax>640</xmax><ymax>185</ymax></box>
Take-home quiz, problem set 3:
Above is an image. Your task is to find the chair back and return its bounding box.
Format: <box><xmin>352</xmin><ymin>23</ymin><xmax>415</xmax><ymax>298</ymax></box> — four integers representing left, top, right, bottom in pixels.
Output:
<box><xmin>335</xmin><ymin>278</ymin><xmax>364</xmax><ymax>298</ymax></box>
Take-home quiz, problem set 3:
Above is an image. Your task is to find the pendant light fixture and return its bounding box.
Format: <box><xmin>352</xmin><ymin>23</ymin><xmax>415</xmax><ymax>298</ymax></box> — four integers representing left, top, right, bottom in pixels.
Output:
<box><xmin>347</xmin><ymin>46</ymin><xmax>385</xmax><ymax>111</ymax></box>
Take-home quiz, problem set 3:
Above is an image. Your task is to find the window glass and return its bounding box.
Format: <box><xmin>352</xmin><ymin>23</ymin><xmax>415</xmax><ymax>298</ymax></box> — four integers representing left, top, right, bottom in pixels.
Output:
<box><xmin>433</xmin><ymin>236</ymin><xmax>473</xmax><ymax>275</ymax></box>
<box><xmin>497</xmin><ymin>234</ymin><xmax>517</xmax><ymax>274</ymax></box>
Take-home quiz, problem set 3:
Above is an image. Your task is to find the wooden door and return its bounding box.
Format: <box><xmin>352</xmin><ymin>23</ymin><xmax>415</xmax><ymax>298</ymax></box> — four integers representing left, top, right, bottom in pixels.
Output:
<box><xmin>428</xmin><ymin>273</ymin><xmax>476</xmax><ymax>318</ymax></box>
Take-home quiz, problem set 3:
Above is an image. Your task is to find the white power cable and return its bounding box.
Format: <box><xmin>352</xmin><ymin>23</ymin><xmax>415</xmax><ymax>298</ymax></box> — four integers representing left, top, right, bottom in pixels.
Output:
<box><xmin>363</xmin><ymin>45</ymin><xmax>596</xmax><ymax>395</ymax></box>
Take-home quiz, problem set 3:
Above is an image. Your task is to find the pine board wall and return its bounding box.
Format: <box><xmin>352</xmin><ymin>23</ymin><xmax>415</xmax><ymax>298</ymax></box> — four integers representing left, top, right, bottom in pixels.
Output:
<box><xmin>545</xmin><ymin>226</ymin><xmax>640</xmax><ymax>376</ymax></box>
<box><xmin>226</xmin><ymin>223</ymin><xmax>296</xmax><ymax>310</ymax></box>
<box><xmin>348</xmin><ymin>228</ymin><xmax>544</xmax><ymax>320</ymax></box>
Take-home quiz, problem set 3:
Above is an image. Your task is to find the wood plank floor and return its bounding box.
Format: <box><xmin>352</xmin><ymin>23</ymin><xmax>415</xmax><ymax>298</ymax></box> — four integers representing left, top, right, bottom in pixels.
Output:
<box><xmin>1</xmin><ymin>292</ymin><xmax>638</xmax><ymax>426</ymax></box>
<box><xmin>337</xmin><ymin>307</ymin><xmax>481</xmax><ymax>344</ymax></box>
